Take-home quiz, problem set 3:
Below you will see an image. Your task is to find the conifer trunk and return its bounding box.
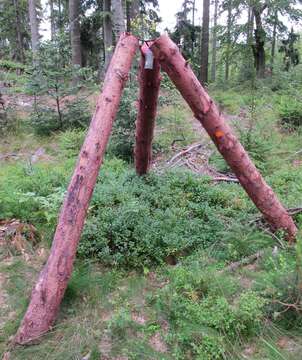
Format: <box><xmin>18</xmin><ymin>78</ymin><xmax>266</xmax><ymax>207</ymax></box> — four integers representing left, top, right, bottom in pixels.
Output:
<box><xmin>49</xmin><ymin>0</ymin><xmax>56</xmax><ymax>40</ymax></box>
<box><xmin>14</xmin><ymin>33</ymin><xmax>138</xmax><ymax>345</ymax></box>
<box><xmin>103</xmin><ymin>0</ymin><xmax>113</xmax><ymax>72</ymax></box>
<box><xmin>135</xmin><ymin>45</ymin><xmax>161</xmax><ymax>175</ymax></box>
<box><xmin>13</xmin><ymin>0</ymin><xmax>25</xmax><ymax>63</ymax></box>
<box><xmin>151</xmin><ymin>35</ymin><xmax>297</xmax><ymax>240</ymax></box>
<box><xmin>200</xmin><ymin>0</ymin><xmax>210</xmax><ymax>84</ymax></box>
<box><xmin>28</xmin><ymin>0</ymin><xmax>40</xmax><ymax>56</ymax></box>
<box><xmin>225</xmin><ymin>0</ymin><xmax>232</xmax><ymax>81</ymax></box>
<box><xmin>69</xmin><ymin>0</ymin><xmax>82</xmax><ymax>83</ymax></box>
<box><xmin>252</xmin><ymin>5</ymin><xmax>267</xmax><ymax>78</ymax></box>
<box><xmin>112</xmin><ymin>0</ymin><xmax>125</xmax><ymax>42</ymax></box>
<box><xmin>211</xmin><ymin>0</ymin><xmax>218</xmax><ymax>82</ymax></box>
<box><xmin>271</xmin><ymin>10</ymin><xmax>278</xmax><ymax>71</ymax></box>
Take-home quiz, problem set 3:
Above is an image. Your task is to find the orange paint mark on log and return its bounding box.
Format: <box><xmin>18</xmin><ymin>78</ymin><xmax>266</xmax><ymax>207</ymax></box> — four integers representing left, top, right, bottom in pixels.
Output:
<box><xmin>215</xmin><ymin>130</ymin><xmax>224</xmax><ymax>138</ymax></box>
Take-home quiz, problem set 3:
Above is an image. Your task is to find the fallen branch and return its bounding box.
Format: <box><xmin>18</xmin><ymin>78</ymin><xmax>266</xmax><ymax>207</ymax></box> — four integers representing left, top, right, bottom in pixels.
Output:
<box><xmin>151</xmin><ymin>34</ymin><xmax>297</xmax><ymax>240</ymax></box>
<box><xmin>251</xmin><ymin>207</ymin><xmax>302</xmax><ymax>225</ymax></box>
<box><xmin>222</xmin><ymin>250</ymin><xmax>265</xmax><ymax>273</ymax></box>
<box><xmin>0</xmin><ymin>153</ymin><xmax>23</xmax><ymax>160</ymax></box>
<box><xmin>272</xmin><ymin>299</ymin><xmax>302</xmax><ymax>315</ymax></box>
<box><xmin>212</xmin><ymin>176</ymin><xmax>239</xmax><ymax>183</ymax></box>
<box><xmin>167</xmin><ymin>142</ymin><xmax>204</xmax><ymax>165</ymax></box>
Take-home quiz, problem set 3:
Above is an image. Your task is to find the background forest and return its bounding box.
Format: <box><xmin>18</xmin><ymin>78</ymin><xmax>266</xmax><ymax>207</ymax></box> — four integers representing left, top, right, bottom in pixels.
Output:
<box><xmin>1</xmin><ymin>0</ymin><xmax>302</xmax><ymax>359</ymax></box>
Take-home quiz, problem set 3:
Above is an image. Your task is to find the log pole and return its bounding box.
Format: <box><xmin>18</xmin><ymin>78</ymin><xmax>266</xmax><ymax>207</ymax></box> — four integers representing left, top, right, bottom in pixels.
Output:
<box><xmin>151</xmin><ymin>34</ymin><xmax>297</xmax><ymax>240</ymax></box>
<box><xmin>135</xmin><ymin>43</ymin><xmax>161</xmax><ymax>175</ymax></box>
<box><xmin>14</xmin><ymin>33</ymin><xmax>138</xmax><ymax>345</ymax></box>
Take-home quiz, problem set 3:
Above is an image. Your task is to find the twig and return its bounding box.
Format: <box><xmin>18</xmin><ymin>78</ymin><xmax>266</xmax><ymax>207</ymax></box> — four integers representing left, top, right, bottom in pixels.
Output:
<box><xmin>251</xmin><ymin>207</ymin><xmax>302</xmax><ymax>225</ymax></box>
<box><xmin>167</xmin><ymin>143</ymin><xmax>204</xmax><ymax>165</ymax></box>
<box><xmin>272</xmin><ymin>299</ymin><xmax>302</xmax><ymax>314</ymax></box>
<box><xmin>261</xmin><ymin>227</ymin><xmax>286</xmax><ymax>249</ymax></box>
<box><xmin>0</xmin><ymin>153</ymin><xmax>24</xmax><ymax>160</ymax></box>
<box><xmin>285</xmin><ymin>149</ymin><xmax>302</xmax><ymax>160</ymax></box>
<box><xmin>212</xmin><ymin>176</ymin><xmax>239</xmax><ymax>183</ymax></box>
<box><xmin>221</xmin><ymin>250</ymin><xmax>265</xmax><ymax>273</ymax></box>
<box><xmin>184</xmin><ymin>159</ymin><xmax>198</xmax><ymax>172</ymax></box>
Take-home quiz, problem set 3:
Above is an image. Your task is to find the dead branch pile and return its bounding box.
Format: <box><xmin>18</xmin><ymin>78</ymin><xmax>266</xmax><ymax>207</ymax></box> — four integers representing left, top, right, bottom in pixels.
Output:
<box><xmin>0</xmin><ymin>219</ymin><xmax>39</xmax><ymax>258</ymax></box>
<box><xmin>158</xmin><ymin>142</ymin><xmax>239</xmax><ymax>183</ymax></box>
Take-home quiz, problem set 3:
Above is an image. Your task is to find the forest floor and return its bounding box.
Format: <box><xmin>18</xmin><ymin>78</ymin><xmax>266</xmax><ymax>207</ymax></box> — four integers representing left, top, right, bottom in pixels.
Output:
<box><xmin>0</xmin><ymin>79</ymin><xmax>302</xmax><ymax>359</ymax></box>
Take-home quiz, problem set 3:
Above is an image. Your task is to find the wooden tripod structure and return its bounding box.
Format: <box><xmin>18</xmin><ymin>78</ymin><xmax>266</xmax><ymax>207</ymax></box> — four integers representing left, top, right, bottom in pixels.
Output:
<box><xmin>14</xmin><ymin>33</ymin><xmax>297</xmax><ymax>345</ymax></box>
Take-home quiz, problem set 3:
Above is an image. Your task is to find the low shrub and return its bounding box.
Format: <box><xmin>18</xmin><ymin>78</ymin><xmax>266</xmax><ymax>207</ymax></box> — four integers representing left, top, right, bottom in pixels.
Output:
<box><xmin>278</xmin><ymin>96</ymin><xmax>302</xmax><ymax>129</ymax></box>
<box><xmin>156</xmin><ymin>266</ymin><xmax>267</xmax><ymax>359</ymax></box>
<box><xmin>0</xmin><ymin>59</ymin><xmax>27</xmax><ymax>72</ymax></box>
<box><xmin>29</xmin><ymin>107</ymin><xmax>61</xmax><ymax>135</ymax></box>
<box><xmin>0</xmin><ymin>163</ymin><xmax>70</xmax><ymax>226</ymax></box>
<box><xmin>58</xmin><ymin>128</ymin><xmax>86</xmax><ymax>158</ymax></box>
<box><xmin>29</xmin><ymin>98</ymin><xmax>91</xmax><ymax>135</ymax></box>
<box><xmin>107</xmin><ymin>85</ymin><xmax>137</xmax><ymax>161</ymax></box>
<box><xmin>78</xmin><ymin>160</ymin><xmax>255</xmax><ymax>268</ymax></box>
<box><xmin>0</xmin><ymin>105</ymin><xmax>22</xmax><ymax>134</ymax></box>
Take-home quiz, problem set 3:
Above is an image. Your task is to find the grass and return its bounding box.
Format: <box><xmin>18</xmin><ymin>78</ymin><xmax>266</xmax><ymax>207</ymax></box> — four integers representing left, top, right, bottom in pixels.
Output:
<box><xmin>0</xmin><ymin>79</ymin><xmax>302</xmax><ymax>359</ymax></box>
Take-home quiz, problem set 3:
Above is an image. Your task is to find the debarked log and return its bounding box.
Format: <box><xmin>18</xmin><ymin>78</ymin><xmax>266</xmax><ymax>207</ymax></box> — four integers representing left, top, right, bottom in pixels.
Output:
<box><xmin>151</xmin><ymin>34</ymin><xmax>297</xmax><ymax>240</ymax></box>
<box><xmin>14</xmin><ymin>33</ymin><xmax>138</xmax><ymax>345</ymax></box>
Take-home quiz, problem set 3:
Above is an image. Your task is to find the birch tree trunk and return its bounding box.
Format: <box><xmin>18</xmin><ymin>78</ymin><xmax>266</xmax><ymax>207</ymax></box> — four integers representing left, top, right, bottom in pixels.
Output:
<box><xmin>14</xmin><ymin>33</ymin><xmax>138</xmax><ymax>345</ymax></box>
<box><xmin>151</xmin><ymin>35</ymin><xmax>297</xmax><ymax>240</ymax></box>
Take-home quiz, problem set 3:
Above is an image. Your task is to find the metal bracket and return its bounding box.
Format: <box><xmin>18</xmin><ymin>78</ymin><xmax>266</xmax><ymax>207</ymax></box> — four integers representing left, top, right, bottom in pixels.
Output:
<box><xmin>144</xmin><ymin>48</ymin><xmax>154</xmax><ymax>70</ymax></box>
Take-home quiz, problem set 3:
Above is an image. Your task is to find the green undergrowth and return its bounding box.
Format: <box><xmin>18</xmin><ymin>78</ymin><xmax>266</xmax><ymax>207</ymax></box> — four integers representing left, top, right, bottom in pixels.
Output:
<box><xmin>0</xmin><ymin>81</ymin><xmax>302</xmax><ymax>359</ymax></box>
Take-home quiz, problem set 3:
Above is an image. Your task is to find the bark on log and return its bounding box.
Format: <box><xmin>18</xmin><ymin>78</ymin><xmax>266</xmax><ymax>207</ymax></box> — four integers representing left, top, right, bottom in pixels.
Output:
<box><xmin>135</xmin><ymin>43</ymin><xmax>161</xmax><ymax>175</ymax></box>
<box><xmin>14</xmin><ymin>33</ymin><xmax>138</xmax><ymax>345</ymax></box>
<box><xmin>150</xmin><ymin>35</ymin><xmax>297</xmax><ymax>240</ymax></box>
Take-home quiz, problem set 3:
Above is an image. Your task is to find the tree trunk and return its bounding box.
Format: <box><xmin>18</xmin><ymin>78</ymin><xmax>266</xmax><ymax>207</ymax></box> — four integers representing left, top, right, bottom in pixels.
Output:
<box><xmin>191</xmin><ymin>0</ymin><xmax>196</xmax><ymax>53</ymax></box>
<box><xmin>211</xmin><ymin>0</ymin><xmax>218</xmax><ymax>82</ymax></box>
<box><xmin>69</xmin><ymin>0</ymin><xmax>82</xmax><ymax>83</ymax></box>
<box><xmin>13</xmin><ymin>0</ymin><xmax>25</xmax><ymax>63</ymax></box>
<box><xmin>271</xmin><ymin>10</ymin><xmax>277</xmax><ymax>71</ymax></box>
<box><xmin>200</xmin><ymin>0</ymin><xmax>210</xmax><ymax>84</ymax></box>
<box><xmin>126</xmin><ymin>0</ymin><xmax>131</xmax><ymax>32</ymax></box>
<box><xmin>49</xmin><ymin>0</ymin><xmax>56</xmax><ymax>40</ymax></box>
<box><xmin>151</xmin><ymin>35</ymin><xmax>297</xmax><ymax>240</ymax></box>
<box><xmin>247</xmin><ymin>1</ymin><xmax>253</xmax><ymax>45</ymax></box>
<box><xmin>225</xmin><ymin>0</ymin><xmax>232</xmax><ymax>81</ymax></box>
<box><xmin>112</xmin><ymin>0</ymin><xmax>125</xmax><ymax>42</ymax></box>
<box><xmin>252</xmin><ymin>7</ymin><xmax>266</xmax><ymax>78</ymax></box>
<box><xmin>103</xmin><ymin>0</ymin><xmax>113</xmax><ymax>72</ymax></box>
<box><xmin>58</xmin><ymin>0</ymin><xmax>63</xmax><ymax>31</ymax></box>
<box><xmin>192</xmin><ymin>0</ymin><xmax>196</xmax><ymax>26</ymax></box>
<box><xmin>135</xmin><ymin>44</ymin><xmax>161</xmax><ymax>175</ymax></box>
<box><xmin>14</xmin><ymin>33</ymin><xmax>138</xmax><ymax>345</ymax></box>
<box><xmin>28</xmin><ymin>0</ymin><xmax>40</xmax><ymax>59</ymax></box>
<box><xmin>130</xmin><ymin>0</ymin><xmax>139</xmax><ymax>20</ymax></box>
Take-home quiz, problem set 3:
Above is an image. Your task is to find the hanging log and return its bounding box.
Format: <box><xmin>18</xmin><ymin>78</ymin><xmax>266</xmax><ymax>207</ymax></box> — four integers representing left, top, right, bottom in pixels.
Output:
<box><xmin>135</xmin><ymin>42</ymin><xmax>161</xmax><ymax>175</ymax></box>
<box><xmin>14</xmin><ymin>33</ymin><xmax>138</xmax><ymax>345</ymax></box>
<box><xmin>150</xmin><ymin>34</ymin><xmax>297</xmax><ymax>240</ymax></box>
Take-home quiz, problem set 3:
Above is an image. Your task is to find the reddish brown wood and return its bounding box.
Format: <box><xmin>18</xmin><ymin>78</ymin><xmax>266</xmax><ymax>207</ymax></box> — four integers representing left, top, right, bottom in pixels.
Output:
<box><xmin>135</xmin><ymin>43</ymin><xmax>161</xmax><ymax>175</ymax></box>
<box><xmin>151</xmin><ymin>34</ymin><xmax>297</xmax><ymax>240</ymax></box>
<box><xmin>14</xmin><ymin>33</ymin><xmax>138</xmax><ymax>345</ymax></box>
